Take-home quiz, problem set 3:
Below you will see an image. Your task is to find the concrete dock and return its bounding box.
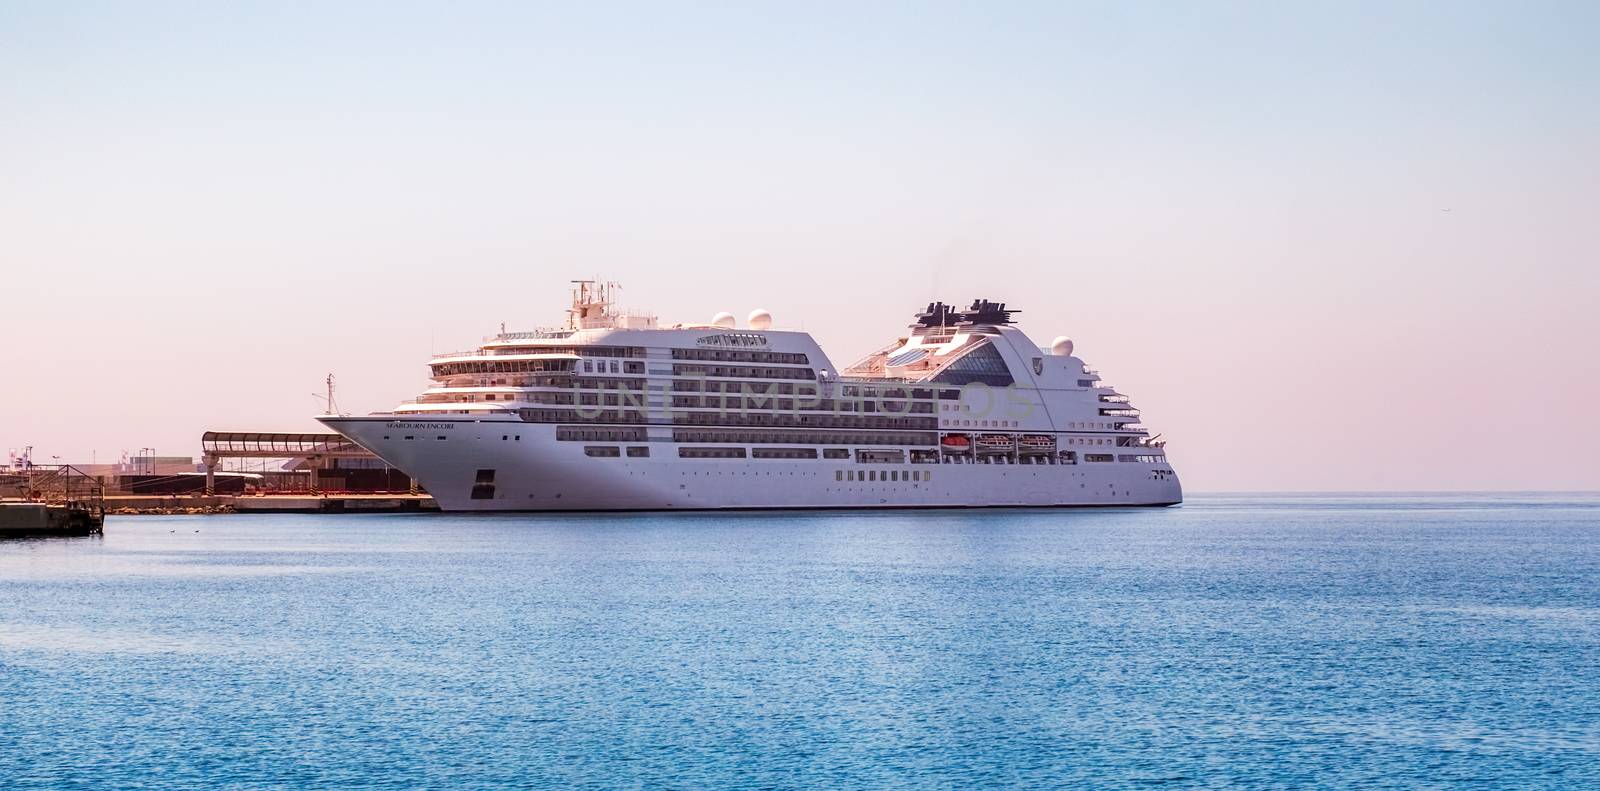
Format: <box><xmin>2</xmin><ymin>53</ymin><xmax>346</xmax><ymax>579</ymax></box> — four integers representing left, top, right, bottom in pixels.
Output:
<box><xmin>102</xmin><ymin>494</ymin><xmax>438</xmax><ymax>515</ymax></box>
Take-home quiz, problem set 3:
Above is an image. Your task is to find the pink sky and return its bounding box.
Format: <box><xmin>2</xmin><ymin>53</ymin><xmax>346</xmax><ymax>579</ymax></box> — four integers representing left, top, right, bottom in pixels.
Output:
<box><xmin>3</xmin><ymin>3</ymin><xmax>1596</xmax><ymax>491</ymax></box>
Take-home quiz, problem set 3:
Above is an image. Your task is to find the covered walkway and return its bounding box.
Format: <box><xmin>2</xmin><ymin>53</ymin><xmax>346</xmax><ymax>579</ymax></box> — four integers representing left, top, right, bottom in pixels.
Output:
<box><xmin>199</xmin><ymin>431</ymin><xmax>406</xmax><ymax>494</ymax></box>
<box><xmin>201</xmin><ymin>431</ymin><xmax>373</xmax><ymax>459</ymax></box>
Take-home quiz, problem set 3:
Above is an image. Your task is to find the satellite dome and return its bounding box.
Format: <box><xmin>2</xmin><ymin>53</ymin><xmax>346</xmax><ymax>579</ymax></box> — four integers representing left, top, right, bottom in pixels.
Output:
<box><xmin>1050</xmin><ymin>336</ymin><xmax>1075</xmax><ymax>356</ymax></box>
<box><xmin>748</xmin><ymin>309</ymin><xmax>772</xmax><ymax>330</ymax></box>
<box><xmin>711</xmin><ymin>312</ymin><xmax>736</xmax><ymax>329</ymax></box>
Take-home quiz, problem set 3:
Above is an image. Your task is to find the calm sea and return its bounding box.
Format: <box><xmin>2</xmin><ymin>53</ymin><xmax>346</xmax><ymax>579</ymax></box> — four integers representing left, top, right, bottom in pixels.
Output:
<box><xmin>2</xmin><ymin>494</ymin><xmax>1597</xmax><ymax>788</ymax></box>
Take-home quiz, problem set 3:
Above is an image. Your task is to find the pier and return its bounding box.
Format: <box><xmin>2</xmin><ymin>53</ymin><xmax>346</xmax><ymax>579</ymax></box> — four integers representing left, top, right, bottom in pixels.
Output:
<box><xmin>0</xmin><ymin>463</ymin><xmax>106</xmax><ymax>536</ymax></box>
<box><xmin>0</xmin><ymin>502</ymin><xmax>105</xmax><ymax>537</ymax></box>
<box><xmin>5</xmin><ymin>451</ymin><xmax>437</xmax><ymax>521</ymax></box>
<box><xmin>100</xmin><ymin>493</ymin><xmax>437</xmax><ymax>514</ymax></box>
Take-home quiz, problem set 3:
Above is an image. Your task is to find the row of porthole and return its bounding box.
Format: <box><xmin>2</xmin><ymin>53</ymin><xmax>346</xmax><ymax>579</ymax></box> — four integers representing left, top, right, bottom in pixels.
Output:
<box><xmin>836</xmin><ymin>469</ymin><xmax>930</xmax><ymax>483</ymax></box>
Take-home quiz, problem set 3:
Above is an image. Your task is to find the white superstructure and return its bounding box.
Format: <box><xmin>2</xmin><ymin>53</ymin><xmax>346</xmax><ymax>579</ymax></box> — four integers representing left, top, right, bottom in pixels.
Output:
<box><xmin>319</xmin><ymin>281</ymin><xmax>1181</xmax><ymax>511</ymax></box>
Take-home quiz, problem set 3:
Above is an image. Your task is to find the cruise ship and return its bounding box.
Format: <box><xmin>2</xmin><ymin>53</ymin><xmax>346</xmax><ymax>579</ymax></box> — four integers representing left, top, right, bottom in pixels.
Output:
<box><xmin>318</xmin><ymin>281</ymin><xmax>1181</xmax><ymax>511</ymax></box>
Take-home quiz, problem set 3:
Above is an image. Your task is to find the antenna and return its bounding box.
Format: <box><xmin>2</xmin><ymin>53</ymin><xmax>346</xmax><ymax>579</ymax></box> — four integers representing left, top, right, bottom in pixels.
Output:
<box><xmin>567</xmin><ymin>278</ymin><xmax>622</xmax><ymax>329</ymax></box>
<box><xmin>312</xmin><ymin>373</ymin><xmax>341</xmax><ymax>416</ymax></box>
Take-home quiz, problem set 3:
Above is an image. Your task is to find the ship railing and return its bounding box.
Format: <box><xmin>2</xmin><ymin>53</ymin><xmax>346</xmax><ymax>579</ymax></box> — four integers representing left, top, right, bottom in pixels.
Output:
<box><xmin>835</xmin><ymin>375</ymin><xmax>919</xmax><ymax>384</ymax></box>
<box><xmin>433</xmin><ymin>347</ymin><xmax>587</xmax><ymax>360</ymax></box>
<box><xmin>486</xmin><ymin>328</ymin><xmax>573</xmax><ymax>342</ymax></box>
<box><xmin>5</xmin><ymin>465</ymin><xmax>105</xmax><ymax>510</ymax></box>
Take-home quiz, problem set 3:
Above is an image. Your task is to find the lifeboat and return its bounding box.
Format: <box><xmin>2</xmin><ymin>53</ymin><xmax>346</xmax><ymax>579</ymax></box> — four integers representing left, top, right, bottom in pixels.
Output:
<box><xmin>940</xmin><ymin>434</ymin><xmax>971</xmax><ymax>452</ymax></box>
<box><xmin>1017</xmin><ymin>434</ymin><xmax>1056</xmax><ymax>454</ymax></box>
<box><xmin>974</xmin><ymin>433</ymin><xmax>1015</xmax><ymax>454</ymax></box>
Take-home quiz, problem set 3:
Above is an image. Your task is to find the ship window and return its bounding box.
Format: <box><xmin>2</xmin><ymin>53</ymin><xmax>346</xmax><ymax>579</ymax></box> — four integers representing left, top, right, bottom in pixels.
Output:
<box><xmin>752</xmin><ymin>448</ymin><xmax>819</xmax><ymax>459</ymax></box>
<box><xmin>931</xmin><ymin>342</ymin><xmax>1014</xmax><ymax>386</ymax></box>
<box><xmin>585</xmin><ymin>446</ymin><xmax>621</xmax><ymax>457</ymax></box>
<box><xmin>404</xmin><ymin>436</ymin><xmax>414</xmax><ymax>440</ymax></box>
<box><xmin>437</xmin><ymin>436</ymin><xmax>446</xmax><ymax>440</ymax></box>
<box><xmin>856</xmin><ymin>449</ymin><xmax>907</xmax><ymax>464</ymax></box>
<box><xmin>823</xmin><ymin>449</ymin><xmax>849</xmax><ymax>460</ymax></box>
<box><xmin>475</xmin><ymin>469</ymin><xmax>496</xmax><ymax>483</ymax></box>
<box><xmin>627</xmin><ymin>446</ymin><xmax>650</xmax><ymax>458</ymax></box>
<box><xmin>836</xmin><ymin>470</ymin><xmax>844</xmax><ymax>481</ymax></box>
<box><xmin>679</xmin><ymin>447</ymin><xmax>748</xmax><ymax>459</ymax></box>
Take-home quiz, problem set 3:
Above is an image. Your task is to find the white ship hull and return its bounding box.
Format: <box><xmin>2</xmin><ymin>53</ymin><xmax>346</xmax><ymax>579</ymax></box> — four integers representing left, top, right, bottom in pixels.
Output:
<box><xmin>320</xmin><ymin>416</ymin><xmax>1182</xmax><ymax>512</ymax></box>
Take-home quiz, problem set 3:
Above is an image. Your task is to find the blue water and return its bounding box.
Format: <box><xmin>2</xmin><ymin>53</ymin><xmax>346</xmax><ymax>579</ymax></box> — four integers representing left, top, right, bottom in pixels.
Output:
<box><xmin>2</xmin><ymin>494</ymin><xmax>1598</xmax><ymax>788</ymax></box>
